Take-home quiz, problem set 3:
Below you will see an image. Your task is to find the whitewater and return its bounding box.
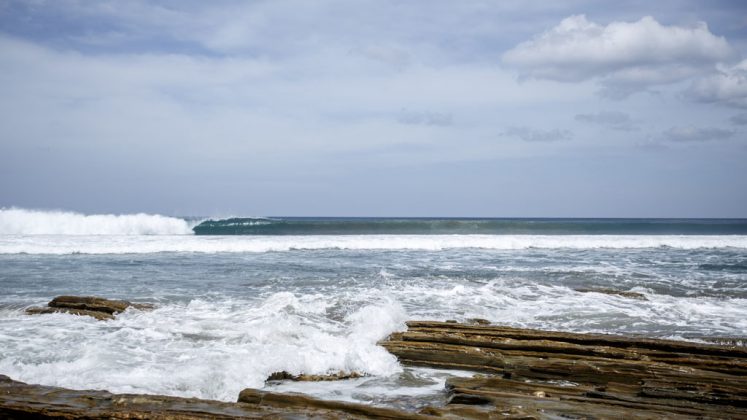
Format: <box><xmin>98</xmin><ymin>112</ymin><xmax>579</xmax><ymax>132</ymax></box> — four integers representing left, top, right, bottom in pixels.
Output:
<box><xmin>1</xmin><ymin>208</ymin><xmax>746</xmax><ymax>405</ymax></box>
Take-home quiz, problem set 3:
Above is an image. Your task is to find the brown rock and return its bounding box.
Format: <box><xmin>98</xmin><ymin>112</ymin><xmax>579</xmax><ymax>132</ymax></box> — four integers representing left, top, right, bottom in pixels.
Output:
<box><xmin>26</xmin><ymin>295</ymin><xmax>154</xmax><ymax>321</ymax></box>
<box><xmin>237</xmin><ymin>388</ymin><xmax>435</xmax><ymax>419</ymax></box>
<box><xmin>380</xmin><ymin>321</ymin><xmax>747</xmax><ymax>418</ymax></box>
<box><xmin>0</xmin><ymin>375</ymin><xmax>440</xmax><ymax>419</ymax></box>
<box><xmin>266</xmin><ymin>370</ymin><xmax>363</xmax><ymax>382</ymax></box>
<box><xmin>25</xmin><ymin>306</ymin><xmax>115</xmax><ymax>321</ymax></box>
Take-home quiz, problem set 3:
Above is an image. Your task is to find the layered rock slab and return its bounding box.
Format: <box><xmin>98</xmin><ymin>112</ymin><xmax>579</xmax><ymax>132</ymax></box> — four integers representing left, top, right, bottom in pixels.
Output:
<box><xmin>0</xmin><ymin>375</ymin><xmax>440</xmax><ymax>419</ymax></box>
<box><xmin>381</xmin><ymin>321</ymin><xmax>747</xmax><ymax>419</ymax></box>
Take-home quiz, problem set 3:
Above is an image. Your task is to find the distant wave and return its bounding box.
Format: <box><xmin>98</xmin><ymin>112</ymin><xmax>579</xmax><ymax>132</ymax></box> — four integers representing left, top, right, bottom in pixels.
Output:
<box><xmin>0</xmin><ymin>208</ymin><xmax>193</xmax><ymax>235</ymax></box>
<box><xmin>192</xmin><ymin>217</ymin><xmax>747</xmax><ymax>236</ymax></box>
<box><xmin>0</xmin><ymin>234</ymin><xmax>745</xmax><ymax>254</ymax></box>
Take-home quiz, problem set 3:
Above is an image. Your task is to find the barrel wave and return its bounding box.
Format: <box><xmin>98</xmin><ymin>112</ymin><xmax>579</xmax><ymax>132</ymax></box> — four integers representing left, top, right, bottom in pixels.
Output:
<box><xmin>192</xmin><ymin>217</ymin><xmax>747</xmax><ymax>235</ymax></box>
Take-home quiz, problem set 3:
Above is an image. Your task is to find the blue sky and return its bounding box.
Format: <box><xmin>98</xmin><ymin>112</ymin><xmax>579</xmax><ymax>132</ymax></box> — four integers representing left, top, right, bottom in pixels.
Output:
<box><xmin>1</xmin><ymin>0</ymin><xmax>746</xmax><ymax>217</ymax></box>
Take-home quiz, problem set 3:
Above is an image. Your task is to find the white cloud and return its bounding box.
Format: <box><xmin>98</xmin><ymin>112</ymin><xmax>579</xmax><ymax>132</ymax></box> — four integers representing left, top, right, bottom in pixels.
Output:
<box><xmin>662</xmin><ymin>126</ymin><xmax>735</xmax><ymax>142</ymax></box>
<box><xmin>688</xmin><ymin>60</ymin><xmax>747</xmax><ymax>108</ymax></box>
<box><xmin>502</xmin><ymin>15</ymin><xmax>733</xmax><ymax>96</ymax></box>
<box><xmin>503</xmin><ymin>126</ymin><xmax>572</xmax><ymax>142</ymax></box>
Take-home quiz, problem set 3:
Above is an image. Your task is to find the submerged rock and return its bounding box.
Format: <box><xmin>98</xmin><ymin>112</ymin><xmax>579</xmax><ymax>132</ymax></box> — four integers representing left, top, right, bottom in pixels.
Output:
<box><xmin>465</xmin><ymin>318</ymin><xmax>491</xmax><ymax>325</ymax></box>
<box><xmin>266</xmin><ymin>370</ymin><xmax>363</xmax><ymax>382</ymax></box>
<box><xmin>574</xmin><ymin>287</ymin><xmax>648</xmax><ymax>300</ymax></box>
<box><xmin>26</xmin><ymin>295</ymin><xmax>154</xmax><ymax>320</ymax></box>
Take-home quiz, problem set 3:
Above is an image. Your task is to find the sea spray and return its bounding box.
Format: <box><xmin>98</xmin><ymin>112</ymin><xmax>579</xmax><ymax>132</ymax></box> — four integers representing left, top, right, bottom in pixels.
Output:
<box><xmin>0</xmin><ymin>208</ymin><xmax>192</xmax><ymax>235</ymax></box>
<box><xmin>0</xmin><ymin>293</ymin><xmax>407</xmax><ymax>401</ymax></box>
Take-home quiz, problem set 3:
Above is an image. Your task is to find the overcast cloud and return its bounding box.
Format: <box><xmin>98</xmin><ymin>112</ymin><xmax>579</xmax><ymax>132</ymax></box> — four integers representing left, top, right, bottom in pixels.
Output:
<box><xmin>662</xmin><ymin>126</ymin><xmax>735</xmax><ymax>142</ymax></box>
<box><xmin>0</xmin><ymin>1</ymin><xmax>745</xmax><ymax>217</ymax></box>
<box><xmin>575</xmin><ymin>111</ymin><xmax>636</xmax><ymax>131</ymax></box>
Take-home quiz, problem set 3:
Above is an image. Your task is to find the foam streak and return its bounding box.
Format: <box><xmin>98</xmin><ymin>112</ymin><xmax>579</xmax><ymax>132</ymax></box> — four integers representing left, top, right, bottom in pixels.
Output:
<box><xmin>0</xmin><ymin>234</ymin><xmax>745</xmax><ymax>254</ymax></box>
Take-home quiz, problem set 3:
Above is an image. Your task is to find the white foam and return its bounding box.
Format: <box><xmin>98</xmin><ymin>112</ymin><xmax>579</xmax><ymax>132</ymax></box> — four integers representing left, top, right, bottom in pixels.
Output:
<box><xmin>0</xmin><ymin>208</ymin><xmax>192</xmax><ymax>235</ymax></box>
<box><xmin>390</xmin><ymin>279</ymin><xmax>747</xmax><ymax>337</ymax></box>
<box><xmin>0</xmin><ymin>234</ymin><xmax>745</xmax><ymax>254</ymax></box>
<box><xmin>0</xmin><ymin>294</ymin><xmax>407</xmax><ymax>401</ymax></box>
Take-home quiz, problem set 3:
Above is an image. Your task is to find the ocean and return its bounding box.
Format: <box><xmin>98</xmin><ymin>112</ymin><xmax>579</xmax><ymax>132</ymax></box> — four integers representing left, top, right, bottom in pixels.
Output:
<box><xmin>1</xmin><ymin>208</ymin><xmax>746</xmax><ymax>407</ymax></box>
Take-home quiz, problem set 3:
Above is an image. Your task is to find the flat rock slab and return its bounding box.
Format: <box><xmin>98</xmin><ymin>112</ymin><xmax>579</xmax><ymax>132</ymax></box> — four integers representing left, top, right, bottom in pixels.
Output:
<box><xmin>26</xmin><ymin>295</ymin><xmax>154</xmax><ymax>320</ymax></box>
<box><xmin>381</xmin><ymin>321</ymin><xmax>747</xmax><ymax>419</ymax></box>
<box><xmin>0</xmin><ymin>375</ymin><xmax>441</xmax><ymax>419</ymax></box>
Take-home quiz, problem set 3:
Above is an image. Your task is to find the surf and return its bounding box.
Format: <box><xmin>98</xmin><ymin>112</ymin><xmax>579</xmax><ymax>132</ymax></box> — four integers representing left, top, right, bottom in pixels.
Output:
<box><xmin>0</xmin><ymin>208</ymin><xmax>193</xmax><ymax>235</ymax></box>
<box><xmin>1</xmin><ymin>234</ymin><xmax>746</xmax><ymax>254</ymax></box>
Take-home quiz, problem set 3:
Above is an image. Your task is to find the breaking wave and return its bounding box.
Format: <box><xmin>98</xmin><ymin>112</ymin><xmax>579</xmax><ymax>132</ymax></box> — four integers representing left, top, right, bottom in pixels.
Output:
<box><xmin>192</xmin><ymin>217</ymin><xmax>747</xmax><ymax>235</ymax></box>
<box><xmin>0</xmin><ymin>208</ymin><xmax>193</xmax><ymax>235</ymax></box>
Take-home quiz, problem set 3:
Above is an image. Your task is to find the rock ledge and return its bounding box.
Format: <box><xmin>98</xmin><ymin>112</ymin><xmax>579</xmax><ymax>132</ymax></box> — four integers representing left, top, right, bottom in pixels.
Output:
<box><xmin>26</xmin><ymin>295</ymin><xmax>154</xmax><ymax>320</ymax></box>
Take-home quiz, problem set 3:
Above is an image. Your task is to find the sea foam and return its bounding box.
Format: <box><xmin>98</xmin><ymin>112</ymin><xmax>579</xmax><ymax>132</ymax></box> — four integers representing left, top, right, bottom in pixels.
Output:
<box><xmin>0</xmin><ymin>293</ymin><xmax>407</xmax><ymax>401</ymax></box>
<box><xmin>0</xmin><ymin>208</ymin><xmax>192</xmax><ymax>235</ymax></box>
<box><xmin>0</xmin><ymin>234</ymin><xmax>745</xmax><ymax>254</ymax></box>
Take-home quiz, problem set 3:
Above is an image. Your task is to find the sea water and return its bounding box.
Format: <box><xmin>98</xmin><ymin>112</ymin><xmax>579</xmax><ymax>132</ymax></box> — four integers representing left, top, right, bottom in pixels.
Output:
<box><xmin>1</xmin><ymin>208</ymin><xmax>746</xmax><ymax>406</ymax></box>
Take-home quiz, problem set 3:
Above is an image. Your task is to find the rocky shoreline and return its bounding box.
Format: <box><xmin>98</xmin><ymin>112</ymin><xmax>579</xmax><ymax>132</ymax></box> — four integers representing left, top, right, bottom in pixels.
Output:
<box><xmin>4</xmin><ymin>296</ymin><xmax>747</xmax><ymax>419</ymax></box>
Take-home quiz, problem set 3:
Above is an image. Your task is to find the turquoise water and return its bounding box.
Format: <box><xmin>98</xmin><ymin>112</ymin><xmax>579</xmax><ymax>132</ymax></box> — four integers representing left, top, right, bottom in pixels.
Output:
<box><xmin>192</xmin><ymin>217</ymin><xmax>747</xmax><ymax>235</ymax></box>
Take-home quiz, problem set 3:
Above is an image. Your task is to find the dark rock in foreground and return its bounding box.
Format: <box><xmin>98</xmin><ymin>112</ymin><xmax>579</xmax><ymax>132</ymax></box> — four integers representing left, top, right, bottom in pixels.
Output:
<box><xmin>238</xmin><ymin>389</ymin><xmax>432</xmax><ymax>419</ymax></box>
<box><xmin>381</xmin><ymin>321</ymin><xmax>747</xmax><ymax>419</ymax></box>
<box><xmin>0</xmin><ymin>375</ymin><xmax>437</xmax><ymax>419</ymax></box>
<box><xmin>26</xmin><ymin>295</ymin><xmax>154</xmax><ymax>320</ymax></box>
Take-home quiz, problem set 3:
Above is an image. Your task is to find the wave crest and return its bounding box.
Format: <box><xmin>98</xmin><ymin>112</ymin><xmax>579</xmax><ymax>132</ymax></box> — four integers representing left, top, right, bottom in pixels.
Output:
<box><xmin>0</xmin><ymin>208</ymin><xmax>192</xmax><ymax>235</ymax></box>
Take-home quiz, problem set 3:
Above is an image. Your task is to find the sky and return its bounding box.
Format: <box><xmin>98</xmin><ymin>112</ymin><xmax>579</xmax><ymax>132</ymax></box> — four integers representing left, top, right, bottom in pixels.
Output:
<box><xmin>0</xmin><ymin>0</ymin><xmax>746</xmax><ymax>217</ymax></box>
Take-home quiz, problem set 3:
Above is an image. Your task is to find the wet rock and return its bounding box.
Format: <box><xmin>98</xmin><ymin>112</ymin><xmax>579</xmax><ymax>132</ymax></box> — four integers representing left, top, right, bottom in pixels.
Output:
<box><xmin>574</xmin><ymin>287</ymin><xmax>648</xmax><ymax>300</ymax></box>
<box><xmin>266</xmin><ymin>370</ymin><xmax>363</xmax><ymax>382</ymax></box>
<box><xmin>26</xmin><ymin>295</ymin><xmax>154</xmax><ymax>321</ymax></box>
<box><xmin>381</xmin><ymin>320</ymin><xmax>747</xmax><ymax>419</ymax></box>
<box><xmin>237</xmin><ymin>388</ymin><xmax>434</xmax><ymax>419</ymax></box>
<box><xmin>0</xmin><ymin>375</ymin><xmax>439</xmax><ymax>419</ymax></box>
